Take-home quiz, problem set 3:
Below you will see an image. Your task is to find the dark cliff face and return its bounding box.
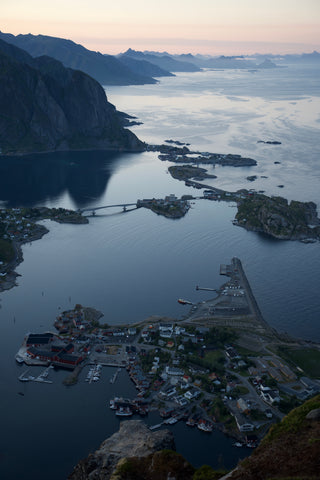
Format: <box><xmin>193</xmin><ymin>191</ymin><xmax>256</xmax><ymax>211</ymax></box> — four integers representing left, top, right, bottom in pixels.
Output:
<box><xmin>0</xmin><ymin>39</ymin><xmax>144</xmax><ymax>155</ymax></box>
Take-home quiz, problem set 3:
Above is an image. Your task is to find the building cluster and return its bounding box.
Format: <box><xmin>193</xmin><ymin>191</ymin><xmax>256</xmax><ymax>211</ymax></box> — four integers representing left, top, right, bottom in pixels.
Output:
<box><xmin>0</xmin><ymin>208</ymin><xmax>37</xmax><ymax>245</ymax></box>
<box><xmin>137</xmin><ymin>195</ymin><xmax>190</xmax><ymax>217</ymax></box>
<box><xmin>127</xmin><ymin>359</ymin><xmax>150</xmax><ymax>395</ymax></box>
<box><xmin>54</xmin><ymin>307</ymin><xmax>89</xmax><ymax>334</ymax></box>
<box><xmin>24</xmin><ymin>332</ymin><xmax>85</xmax><ymax>368</ymax></box>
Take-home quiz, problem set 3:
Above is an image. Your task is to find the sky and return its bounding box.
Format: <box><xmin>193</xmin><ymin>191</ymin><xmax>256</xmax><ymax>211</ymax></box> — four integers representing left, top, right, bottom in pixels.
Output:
<box><xmin>2</xmin><ymin>0</ymin><xmax>320</xmax><ymax>55</ymax></box>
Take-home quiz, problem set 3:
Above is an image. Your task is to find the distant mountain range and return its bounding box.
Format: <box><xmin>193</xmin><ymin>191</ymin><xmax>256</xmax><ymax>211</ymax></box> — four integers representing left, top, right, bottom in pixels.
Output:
<box><xmin>119</xmin><ymin>49</ymin><xmax>201</xmax><ymax>72</ymax></box>
<box><xmin>1</xmin><ymin>31</ymin><xmax>319</xmax><ymax>90</ymax></box>
<box><xmin>0</xmin><ymin>32</ymin><xmax>160</xmax><ymax>86</ymax></box>
<box><xmin>0</xmin><ymin>38</ymin><xmax>143</xmax><ymax>155</ymax></box>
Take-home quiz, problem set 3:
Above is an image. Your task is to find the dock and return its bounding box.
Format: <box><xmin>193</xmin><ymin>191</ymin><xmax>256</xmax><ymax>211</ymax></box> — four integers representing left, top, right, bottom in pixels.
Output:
<box><xmin>110</xmin><ymin>367</ymin><xmax>121</xmax><ymax>384</ymax></box>
<box><xmin>18</xmin><ymin>365</ymin><xmax>53</xmax><ymax>384</ymax></box>
<box><xmin>149</xmin><ymin>423</ymin><xmax>163</xmax><ymax>430</ymax></box>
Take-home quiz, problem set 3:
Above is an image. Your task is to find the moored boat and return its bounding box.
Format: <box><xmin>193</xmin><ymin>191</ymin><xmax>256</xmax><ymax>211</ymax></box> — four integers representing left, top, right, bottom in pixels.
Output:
<box><xmin>115</xmin><ymin>406</ymin><xmax>133</xmax><ymax>417</ymax></box>
<box><xmin>197</xmin><ymin>419</ymin><xmax>213</xmax><ymax>432</ymax></box>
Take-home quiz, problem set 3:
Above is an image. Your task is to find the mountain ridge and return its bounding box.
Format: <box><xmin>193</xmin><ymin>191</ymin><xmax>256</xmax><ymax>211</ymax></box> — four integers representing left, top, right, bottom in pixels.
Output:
<box><xmin>0</xmin><ymin>38</ymin><xmax>144</xmax><ymax>155</ymax></box>
<box><xmin>0</xmin><ymin>31</ymin><xmax>157</xmax><ymax>85</ymax></box>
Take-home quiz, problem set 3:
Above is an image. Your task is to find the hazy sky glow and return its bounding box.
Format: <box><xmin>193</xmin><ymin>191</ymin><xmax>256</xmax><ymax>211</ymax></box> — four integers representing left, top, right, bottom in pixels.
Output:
<box><xmin>2</xmin><ymin>0</ymin><xmax>320</xmax><ymax>55</ymax></box>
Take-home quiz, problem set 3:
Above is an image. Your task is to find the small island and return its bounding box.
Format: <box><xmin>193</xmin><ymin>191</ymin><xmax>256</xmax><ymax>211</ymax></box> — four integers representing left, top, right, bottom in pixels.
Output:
<box><xmin>234</xmin><ymin>194</ymin><xmax>320</xmax><ymax>241</ymax></box>
<box><xmin>257</xmin><ymin>140</ymin><xmax>282</xmax><ymax>145</ymax></box>
<box><xmin>168</xmin><ymin>165</ymin><xmax>217</xmax><ymax>181</ymax></box>
<box><xmin>147</xmin><ymin>143</ymin><xmax>257</xmax><ymax>167</ymax></box>
<box><xmin>137</xmin><ymin>195</ymin><xmax>191</xmax><ymax>219</ymax></box>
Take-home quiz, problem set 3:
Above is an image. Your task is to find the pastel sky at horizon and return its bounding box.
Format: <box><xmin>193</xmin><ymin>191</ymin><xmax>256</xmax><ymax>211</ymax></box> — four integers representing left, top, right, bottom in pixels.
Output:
<box><xmin>2</xmin><ymin>0</ymin><xmax>320</xmax><ymax>55</ymax></box>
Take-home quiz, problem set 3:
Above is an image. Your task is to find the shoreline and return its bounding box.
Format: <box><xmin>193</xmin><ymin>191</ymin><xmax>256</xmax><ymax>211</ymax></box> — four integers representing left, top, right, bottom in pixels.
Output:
<box><xmin>0</xmin><ymin>223</ymin><xmax>49</xmax><ymax>293</ymax></box>
<box><xmin>0</xmin><ymin>208</ymin><xmax>88</xmax><ymax>294</ymax></box>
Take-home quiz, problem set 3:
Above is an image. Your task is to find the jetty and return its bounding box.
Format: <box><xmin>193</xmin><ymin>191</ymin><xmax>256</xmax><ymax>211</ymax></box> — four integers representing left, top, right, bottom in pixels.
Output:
<box><xmin>186</xmin><ymin>257</ymin><xmax>274</xmax><ymax>336</ymax></box>
<box><xmin>110</xmin><ymin>368</ymin><xmax>121</xmax><ymax>384</ymax></box>
<box><xmin>18</xmin><ymin>365</ymin><xmax>53</xmax><ymax>384</ymax></box>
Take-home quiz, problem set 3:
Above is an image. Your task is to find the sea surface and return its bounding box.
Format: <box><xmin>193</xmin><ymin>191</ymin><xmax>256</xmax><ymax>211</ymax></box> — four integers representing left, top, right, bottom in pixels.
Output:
<box><xmin>0</xmin><ymin>64</ymin><xmax>319</xmax><ymax>479</ymax></box>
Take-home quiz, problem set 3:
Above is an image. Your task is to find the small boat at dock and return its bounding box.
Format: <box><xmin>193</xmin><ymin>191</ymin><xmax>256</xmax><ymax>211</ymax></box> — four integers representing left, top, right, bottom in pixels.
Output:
<box><xmin>197</xmin><ymin>419</ymin><xmax>213</xmax><ymax>432</ymax></box>
<box><xmin>115</xmin><ymin>406</ymin><xmax>133</xmax><ymax>417</ymax></box>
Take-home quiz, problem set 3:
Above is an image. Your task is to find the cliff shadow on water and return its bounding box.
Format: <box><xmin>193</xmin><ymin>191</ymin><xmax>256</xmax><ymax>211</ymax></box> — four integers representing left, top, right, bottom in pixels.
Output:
<box><xmin>0</xmin><ymin>150</ymin><xmax>127</xmax><ymax>208</ymax></box>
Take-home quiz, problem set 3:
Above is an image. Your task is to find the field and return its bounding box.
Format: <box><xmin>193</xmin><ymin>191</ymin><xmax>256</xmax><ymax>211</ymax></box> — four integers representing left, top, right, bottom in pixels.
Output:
<box><xmin>276</xmin><ymin>347</ymin><xmax>320</xmax><ymax>379</ymax></box>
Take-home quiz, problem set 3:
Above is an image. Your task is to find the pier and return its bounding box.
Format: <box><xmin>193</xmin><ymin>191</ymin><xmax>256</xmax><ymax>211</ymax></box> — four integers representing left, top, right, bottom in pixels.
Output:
<box><xmin>18</xmin><ymin>365</ymin><xmax>53</xmax><ymax>384</ymax></box>
<box><xmin>188</xmin><ymin>257</ymin><xmax>273</xmax><ymax>335</ymax></box>
<box><xmin>110</xmin><ymin>367</ymin><xmax>121</xmax><ymax>384</ymax></box>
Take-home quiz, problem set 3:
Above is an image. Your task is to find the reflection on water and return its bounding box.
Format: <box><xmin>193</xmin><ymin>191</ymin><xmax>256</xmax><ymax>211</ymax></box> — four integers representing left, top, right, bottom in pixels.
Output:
<box><xmin>0</xmin><ymin>150</ymin><xmax>122</xmax><ymax>208</ymax></box>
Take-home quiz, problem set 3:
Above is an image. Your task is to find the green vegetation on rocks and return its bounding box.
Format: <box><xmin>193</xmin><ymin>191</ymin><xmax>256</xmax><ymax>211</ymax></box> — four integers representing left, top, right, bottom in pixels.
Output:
<box><xmin>229</xmin><ymin>395</ymin><xmax>320</xmax><ymax>480</ymax></box>
<box><xmin>0</xmin><ymin>238</ymin><xmax>14</xmax><ymax>263</ymax></box>
<box><xmin>235</xmin><ymin>194</ymin><xmax>320</xmax><ymax>240</ymax></box>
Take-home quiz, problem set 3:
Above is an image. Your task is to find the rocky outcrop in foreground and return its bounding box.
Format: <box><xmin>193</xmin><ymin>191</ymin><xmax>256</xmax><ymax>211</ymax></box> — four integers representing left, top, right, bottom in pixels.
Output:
<box><xmin>0</xmin><ymin>39</ymin><xmax>144</xmax><ymax>155</ymax></box>
<box><xmin>68</xmin><ymin>420</ymin><xmax>185</xmax><ymax>480</ymax></box>
<box><xmin>69</xmin><ymin>396</ymin><xmax>320</xmax><ymax>480</ymax></box>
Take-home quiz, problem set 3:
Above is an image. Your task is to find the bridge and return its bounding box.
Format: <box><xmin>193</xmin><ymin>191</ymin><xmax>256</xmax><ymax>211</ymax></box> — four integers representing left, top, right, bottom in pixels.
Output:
<box><xmin>78</xmin><ymin>203</ymin><xmax>139</xmax><ymax>215</ymax></box>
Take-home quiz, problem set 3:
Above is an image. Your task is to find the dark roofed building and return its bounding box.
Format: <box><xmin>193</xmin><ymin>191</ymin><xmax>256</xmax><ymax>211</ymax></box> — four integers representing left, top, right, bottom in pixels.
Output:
<box><xmin>26</xmin><ymin>333</ymin><xmax>54</xmax><ymax>346</ymax></box>
<box><xmin>26</xmin><ymin>347</ymin><xmax>56</xmax><ymax>361</ymax></box>
<box><xmin>57</xmin><ymin>351</ymin><xmax>82</xmax><ymax>366</ymax></box>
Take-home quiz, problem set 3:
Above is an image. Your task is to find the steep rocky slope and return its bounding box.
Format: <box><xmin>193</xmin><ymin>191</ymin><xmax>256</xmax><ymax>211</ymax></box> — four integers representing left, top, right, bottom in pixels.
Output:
<box><xmin>227</xmin><ymin>394</ymin><xmax>320</xmax><ymax>480</ymax></box>
<box><xmin>0</xmin><ymin>39</ymin><xmax>144</xmax><ymax>155</ymax></box>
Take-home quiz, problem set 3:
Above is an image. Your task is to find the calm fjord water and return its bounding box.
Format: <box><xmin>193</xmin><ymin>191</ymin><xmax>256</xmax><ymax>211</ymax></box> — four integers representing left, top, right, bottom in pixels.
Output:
<box><xmin>0</xmin><ymin>65</ymin><xmax>319</xmax><ymax>479</ymax></box>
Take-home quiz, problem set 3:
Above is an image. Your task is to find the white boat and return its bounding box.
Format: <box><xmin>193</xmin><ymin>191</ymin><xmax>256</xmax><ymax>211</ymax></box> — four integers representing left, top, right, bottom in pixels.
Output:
<box><xmin>115</xmin><ymin>407</ymin><xmax>133</xmax><ymax>417</ymax></box>
<box><xmin>197</xmin><ymin>420</ymin><xmax>213</xmax><ymax>432</ymax></box>
<box><xmin>15</xmin><ymin>354</ymin><xmax>25</xmax><ymax>364</ymax></box>
<box><xmin>164</xmin><ymin>417</ymin><xmax>178</xmax><ymax>425</ymax></box>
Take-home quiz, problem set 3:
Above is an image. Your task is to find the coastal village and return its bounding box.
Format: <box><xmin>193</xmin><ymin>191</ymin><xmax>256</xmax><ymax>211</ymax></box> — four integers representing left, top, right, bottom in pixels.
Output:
<box><xmin>1</xmin><ymin>143</ymin><xmax>319</xmax><ymax>454</ymax></box>
<box><xmin>15</xmin><ymin>258</ymin><xmax>320</xmax><ymax>448</ymax></box>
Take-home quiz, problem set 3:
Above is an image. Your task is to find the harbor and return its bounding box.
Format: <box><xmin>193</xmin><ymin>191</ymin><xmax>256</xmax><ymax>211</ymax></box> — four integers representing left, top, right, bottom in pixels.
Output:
<box><xmin>18</xmin><ymin>365</ymin><xmax>54</xmax><ymax>384</ymax></box>
<box><xmin>11</xmin><ymin>257</ymin><xmax>320</xmax><ymax>477</ymax></box>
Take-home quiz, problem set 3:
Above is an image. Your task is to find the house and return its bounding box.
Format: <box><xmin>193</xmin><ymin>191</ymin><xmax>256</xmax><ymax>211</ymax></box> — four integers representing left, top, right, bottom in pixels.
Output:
<box><xmin>261</xmin><ymin>389</ymin><xmax>280</xmax><ymax>405</ymax></box>
<box><xmin>193</xmin><ymin>379</ymin><xmax>202</xmax><ymax>388</ymax></box>
<box><xmin>127</xmin><ymin>327</ymin><xmax>137</xmax><ymax>336</ymax></box>
<box><xmin>160</xmin><ymin>330</ymin><xmax>172</xmax><ymax>338</ymax></box>
<box><xmin>237</xmin><ymin>398</ymin><xmax>250</xmax><ymax>414</ymax></box>
<box><xmin>300</xmin><ymin>377</ymin><xmax>320</xmax><ymax>393</ymax></box>
<box><xmin>234</xmin><ymin>413</ymin><xmax>254</xmax><ymax>432</ymax></box>
<box><xmin>159</xmin><ymin>323</ymin><xmax>174</xmax><ymax>332</ymax></box>
<box><xmin>175</xmin><ymin>326</ymin><xmax>186</xmax><ymax>335</ymax></box>
<box><xmin>26</xmin><ymin>333</ymin><xmax>54</xmax><ymax>347</ymax></box>
<box><xmin>184</xmin><ymin>388</ymin><xmax>201</xmax><ymax>400</ymax></box>
<box><xmin>166</xmin><ymin>366</ymin><xmax>184</xmax><ymax>376</ymax></box>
